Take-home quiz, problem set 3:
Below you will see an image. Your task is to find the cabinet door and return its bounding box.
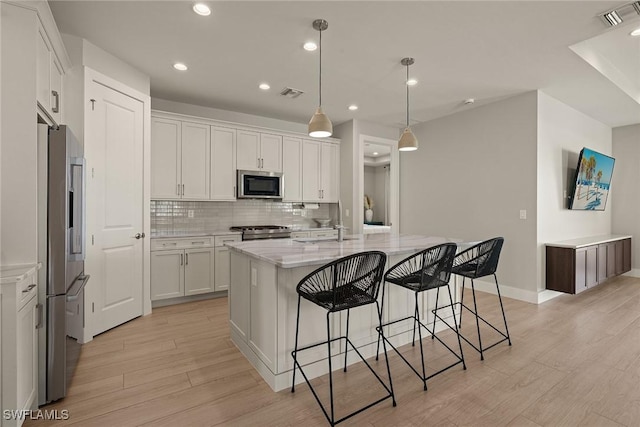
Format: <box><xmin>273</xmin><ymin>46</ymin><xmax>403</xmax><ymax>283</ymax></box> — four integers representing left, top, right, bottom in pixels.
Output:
<box><xmin>575</xmin><ymin>248</ymin><xmax>588</xmax><ymax>293</ymax></box>
<box><xmin>586</xmin><ymin>246</ymin><xmax>598</xmax><ymax>288</ymax></box>
<box><xmin>623</xmin><ymin>238</ymin><xmax>632</xmax><ymax>273</ymax></box>
<box><xmin>236</xmin><ymin>130</ymin><xmax>260</xmax><ymax>171</ymax></box>
<box><xmin>17</xmin><ymin>297</ymin><xmax>38</xmax><ymax>413</ymax></box>
<box><xmin>615</xmin><ymin>240</ymin><xmax>624</xmax><ymax>275</ymax></box>
<box><xmin>607</xmin><ymin>242</ymin><xmax>616</xmax><ymax>278</ymax></box>
<box><xmin>151</xmin><ymin>250</ymin><xmax>184</xmax><ymax>300</ymax></box>
<box><xmin>36</xmin><ymin>26</ymin><xmax>51</xmax><ymax>114</ymax></box>
<box><xmin>184</xmin><ymin>248</ymin><xmax>214</xmax><ymax>296</ymax></box>
<box><xmin>597</xmin><ymin>244</ymin><xmax>608</xmax><ymax>283</ymax></box>
<box><xmin>181</xmin><ymin>122</ymin><xmax>210</xmax><ymax>199</ymax></box>
<box><xmin>151</xmin><ymin>118</ymin><xmax>181</xmax><ymax>199</ymax></box>
<box><xmin>259</xmin><ymin>133</ymin><xmax>283</xmax><ymax>172</ymax></box>
<box><xmin>302</xmin><ymin>140</ymin><xmax>322</xmax><ymax>202</ymax></box>
<box><xmin>50</xmin><ymin>57</ymin><xmax>63</xmax><ymax>124</ymax></box>
<box><xmin>211</xmin><ymin>126</ymin><xmax>237</xmax><ymax>200</ymax></box>
<box><xmin>282</xmin><ymin>136</ymin><xmax>302</xmax><ymax>201</ymax></box>
<box><xmin>214</xmin><ymin>246</ymin><xmax>231</xmax><ymax>291</ymax></box>
<box><xmin>321</xmin><ymin>143</ymin><xmax>340</xmax><ymax>202</ymax></box>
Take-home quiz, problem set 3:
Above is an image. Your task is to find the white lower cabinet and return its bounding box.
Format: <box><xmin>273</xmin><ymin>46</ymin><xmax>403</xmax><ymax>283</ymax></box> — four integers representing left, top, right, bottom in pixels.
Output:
<box><xmin>151</xmin><ymin>235</ymin><xmax>241</xmax><ymax>303</ymax></box>
<box><xmin>1</xmin><ymin>264</ymin><xmax>40</xmax><ymax>427</ymax></box>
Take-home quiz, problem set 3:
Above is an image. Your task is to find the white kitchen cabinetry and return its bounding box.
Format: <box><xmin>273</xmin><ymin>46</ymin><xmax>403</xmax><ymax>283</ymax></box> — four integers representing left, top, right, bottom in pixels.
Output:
<box><xmin>36</xmin><ymin>23</ymin><xmax>64</xmax><ymax>124</ymax></box>
<box><xmin>151</xmin><ymin>118</ymin><xmax>210</xmax><ymax>200</ymax></box>
<box><xmin>282</xmin><ymin>137</ymin><xmax>303</xmax><ymax>202</ymax></box>
<box><xmin>214</xmin><ymin>235</ymin><xmax>241</xmax><ymax>291</ymax></box>
<box><xmin>291</xmin><ymin>229</ymin><xmax>338</xmax><ymax>239</ymax></box>
<box><xmin>210</xmin><ymin>127</ymin><xmax>237</xmax><ymax>200</ymax></box>
<box><xmin>150</xmin><ymin>238</ymin><xmax>213</xmax><ymax>301</ymax></box>
<box><xmin>236</xmin><ymin>131</ymin><xmax>282</xmax><ymax>172</ymax></box>
<box><xmin>302</xmin><ymin>140</ymin><xmax>340</xmax><ymax>202</ymax></box>
<box><xmin>1</xmin><ymin>265</ymin><xmax>40</xmax><ymax>427</ymax></box>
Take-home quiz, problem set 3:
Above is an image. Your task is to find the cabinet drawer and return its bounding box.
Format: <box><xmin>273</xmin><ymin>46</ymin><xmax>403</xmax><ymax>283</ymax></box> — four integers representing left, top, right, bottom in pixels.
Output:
<box><xmin>151</xmin><ymin>237</ymin><xmax>212</xmax><ymax>251</ymax></box>
<box><xmin>311</xmin><ymin>229</ymin><xmax>338</xmax><ymax>238</ymax></box>
<box><xmin>214</xmin><ymin>235</ymin><xmax>241</xmax><ymax>246</ymax></box>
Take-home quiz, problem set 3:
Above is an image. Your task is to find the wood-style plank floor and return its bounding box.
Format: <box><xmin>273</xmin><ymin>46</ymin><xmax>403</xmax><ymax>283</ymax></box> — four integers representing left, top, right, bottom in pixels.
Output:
<box><xmin>27</xmin><ymin>275</ymin><xmax>640</xmax><ymax>426</ymax></box>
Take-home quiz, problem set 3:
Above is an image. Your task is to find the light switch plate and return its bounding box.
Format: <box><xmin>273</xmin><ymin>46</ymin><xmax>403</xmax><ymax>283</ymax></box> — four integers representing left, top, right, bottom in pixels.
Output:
<box><xmin>519</xmin><ymin>209</ymin><xmax>527</xmax><ymax>220</ymax></box>
<box><xmin>188</xmin><ymin>210</ymin><xmax>194</xmax><ymax>218</ymax></box>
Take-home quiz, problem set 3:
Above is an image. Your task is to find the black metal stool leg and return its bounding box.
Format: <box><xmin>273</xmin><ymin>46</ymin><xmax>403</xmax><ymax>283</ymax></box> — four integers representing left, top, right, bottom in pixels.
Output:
<box><xmin>291</xmin><ymin>295</ymin><xmax>302</xmax><ymax>393</ymax></box>
<box><xmin>412</xmin><ymin>301</ymin><xmax>419</xmax><ymax>347</ymax></box>
<box><xmin>376</xmin><ymin>300</ymin><xmax>396</xmax><ymax>407</ymax></box>
<box><xmin>431</xmin><ymin>287</ymin><xmax>440</xmax><ymax>339</ymax></box>
<box><xmin>494</xmin><ymin>274</ymin><xmax>511</xmax><ymax>345</ymax></box>
<box><xmin>448</xmin><ymin>285</ymin><xmax>466</xmax><ymax>370</ymax></box>
<box><xmin>415</xmin><ymin>292</ymin><xmax>427</xmax><ymax>391</ymax></box>
<box><xmin>376</xmin><ymin>280</ymin><xmax>387</xmax><ymax>361</ymax></box>
<box><xmin>459</xmin><ymin>277</ymin><xmax>465</xmax><ymax>328</ymax></box>
<box><xmin>470</xmin><ymin>279</ymin><xmax>484</xmax><ymax>361</ymax></box>
<box><xmin>344</xmin><ymin>309</ymin><xmax>350</xmax><ymax>372</ymax></box>
<box><xmin>326</xmin><ymin>312</ymin><xmax>335</xmax><ymax>426</ymax></box>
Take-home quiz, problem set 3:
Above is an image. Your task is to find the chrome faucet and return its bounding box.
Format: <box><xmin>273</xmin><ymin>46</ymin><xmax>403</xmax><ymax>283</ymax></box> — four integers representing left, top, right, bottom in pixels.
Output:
<box><xmin>335</xmin><ymin>199</ymin><xmax>345</xmax><ymax>242</ymax></box>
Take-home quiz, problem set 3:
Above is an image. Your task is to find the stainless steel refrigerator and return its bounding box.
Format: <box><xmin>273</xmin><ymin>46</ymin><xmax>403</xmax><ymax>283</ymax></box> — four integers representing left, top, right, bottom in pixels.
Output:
<box><xmin>37</xmin><ymin>124</ymin><xmax>89</xmax><ymax>404</ymax></box>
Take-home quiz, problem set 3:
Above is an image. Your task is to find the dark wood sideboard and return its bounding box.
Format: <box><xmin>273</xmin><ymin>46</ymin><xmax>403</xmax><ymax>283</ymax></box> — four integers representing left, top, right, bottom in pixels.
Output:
<box><xmin>546</xmin><ymin>235</ymin><xmax>632</xmax><ymax>294</ymax></box>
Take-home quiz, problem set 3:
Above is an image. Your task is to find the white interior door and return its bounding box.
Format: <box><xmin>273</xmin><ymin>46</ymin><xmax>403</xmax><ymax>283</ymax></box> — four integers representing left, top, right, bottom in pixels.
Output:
<box><xmin>87</xmin><ymin>80</ymin><xmax>144</xmax><ymax>335</ymax></box>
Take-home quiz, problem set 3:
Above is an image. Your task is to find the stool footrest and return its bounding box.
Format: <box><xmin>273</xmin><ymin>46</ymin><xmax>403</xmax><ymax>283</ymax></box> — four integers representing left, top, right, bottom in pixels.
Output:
<box><xmin>433</xmin><ymin>302</ymin><xmax>510</xmax><ymax>355</ymax></box>
<box><xmin>292</xmin><ymin>335</ymin><xmax>394</xmax><ymax>426</ymax></box>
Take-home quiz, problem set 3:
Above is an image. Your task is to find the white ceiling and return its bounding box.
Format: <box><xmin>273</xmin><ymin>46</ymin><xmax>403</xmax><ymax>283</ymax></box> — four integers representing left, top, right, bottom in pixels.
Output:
<box><xmin>49</xmin><ymin>1</ymin><xmax>640</xmax><ymax>129</ymax></box>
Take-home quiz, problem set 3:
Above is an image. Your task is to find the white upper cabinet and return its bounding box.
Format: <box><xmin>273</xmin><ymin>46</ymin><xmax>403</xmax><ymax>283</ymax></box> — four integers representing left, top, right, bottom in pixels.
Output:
<box><xmin>236</xmin><ymin>131</ymin><xmax>282</xmax><ymax>172</ymax></box>
<box><xmin>259</xmin><ymin>133</ymin><xmax>283</xmax><ymax>172</ymax></box>
<box><xmin>282</xmin><ymin>136</ymin><xmax>302</xmax><ymax>202</ymax></box>
<box><xmin>236</xmin><ymin>130</ymin><xmax>261</xmax><ymax>171</ymax></box>
<box><xmin>302</xmin><ymin>139</ymin><xmax>322</xmax><ymax>202</ymax></box>
<box><xmin>36</xmin><ymin>23</ymin><xmax>63</xmax><ymax>124</ymax></box>
<box><xmin>211</xmin><ymin>126</ymin><xmax>237</xmax><ymax>200</ymax></box>
<box><xmin>151</xmin><ymin>118</ymin><xmax>211</xmax><ymax>200</ymax></box>
<box><xmin>151</xmin><ymin>117</ymin><xmax>181</xmax><ymax>199</ymax></box>
<box><xmin>181</xmin><ymin>122</ymin><xmax>210</xmax><ymax>199</ymax></box>
<box><xmin>302</xmin><ymin>140</ymin><xmax>339</xmax><ymax>202</ymax></box>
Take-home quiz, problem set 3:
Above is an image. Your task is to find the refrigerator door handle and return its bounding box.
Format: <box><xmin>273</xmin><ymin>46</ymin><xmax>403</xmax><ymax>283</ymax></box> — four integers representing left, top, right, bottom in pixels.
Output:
<box><xmin>66</xmin><ymin>274</ymin><xmax>90</xmax><ymax>302</ymax></box>
<box><xmin>36</xmin><ymin>303</ymin><xmax>44</xmax><ymax>329</ymax></box>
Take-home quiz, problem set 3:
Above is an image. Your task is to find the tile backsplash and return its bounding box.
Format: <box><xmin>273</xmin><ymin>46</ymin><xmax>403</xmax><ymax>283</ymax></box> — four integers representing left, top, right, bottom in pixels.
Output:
<box><xmin>151</xmin><ymin>200</ymin><xmax>337</xmax><ymax>235</ymax></box>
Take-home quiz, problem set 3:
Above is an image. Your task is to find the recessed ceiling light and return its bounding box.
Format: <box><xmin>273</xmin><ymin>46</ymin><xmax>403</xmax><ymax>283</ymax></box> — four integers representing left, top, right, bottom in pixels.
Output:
<box><xmin>173</xmin><ymin>63</ymin><xmax>188</xmax><ymax>71</ymax></box>
<box><xmin>259</xmin><ymin>83</ymin><xmax>270</xmax><ymax>90</ymax></box>
<box><xmin>303</xmin><ymin>42</ymin><xmax>317</xmax><ymax>51</ymax></box>
<box><xmin>373</xmin><ymin>152</ymin><xmax>379</xmax><ymax>156</ymax></box>
<box><xmin>406</xmin><ymin>78</ymin><xmax>418</xmax><ymax>86</ymax></box>
<box><xmin>193</xmin><ymin>3</ymin><xmax>211</xmax><ymax>16</ymax></box>
<box><xmin>631</xmin><ymin>27</ymin><xmax>640</xmax><ymax>36</ymax></box>
<box><xmin>348</xmin><ymin>105</ymin><xmax>358</xmax><ymax>111</ymax></box>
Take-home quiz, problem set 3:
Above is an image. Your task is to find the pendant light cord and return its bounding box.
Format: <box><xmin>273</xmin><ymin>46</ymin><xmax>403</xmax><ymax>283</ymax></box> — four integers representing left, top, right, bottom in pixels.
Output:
<box><xmin>319</xmin><ymin>27</ymin><xmax>322</xmax><ymax>107</ymax></box>
<box><xmin>406</xmin><ymin>63</ymin><xmax>410</xmax><ymax>127</ymax></box>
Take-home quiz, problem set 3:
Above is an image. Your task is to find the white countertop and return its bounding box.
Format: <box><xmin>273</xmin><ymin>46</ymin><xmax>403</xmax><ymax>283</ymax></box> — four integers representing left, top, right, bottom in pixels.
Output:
<box><xmin>546</xmin><ymin>234</ymin><xmax>632</xmax><ymax>249</ymax></box>
<box><xmin>151</xmin><ymin>230</ymin><xmax>242</xmax><ymax>239</ymax></box>
<box><xmin>0</xmin><ymin>263</ymin><xmax>41</xmax><ymax>284</ymax></box>
<box><xmin>226</xmin><ymin>234</ymin><xmax>460</xmax><ymax>268</ymax></box>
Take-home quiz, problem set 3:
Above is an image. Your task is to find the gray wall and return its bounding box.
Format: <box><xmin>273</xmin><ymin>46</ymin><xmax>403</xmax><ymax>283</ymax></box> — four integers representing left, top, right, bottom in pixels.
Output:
<box><xmin>400</xmin><ymin>92</ymin><xmax>539</xmax><ymax>296</ymax></box>
<box><xmin>612</xmin><ymin>124</ymin><xmax>640</xmax><ymax>273</ymax></box>
<box><xmin>536</xmin><ymin>91</ymin><xmax>613</xmax><ymax>290</ymax></box>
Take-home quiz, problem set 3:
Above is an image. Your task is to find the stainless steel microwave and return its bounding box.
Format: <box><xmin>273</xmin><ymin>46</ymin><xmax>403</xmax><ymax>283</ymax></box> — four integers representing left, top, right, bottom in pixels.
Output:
<box><xmin>237</xmin><ymin>170</ymin><xmax>284</xmax><ymax>199</ymax></box>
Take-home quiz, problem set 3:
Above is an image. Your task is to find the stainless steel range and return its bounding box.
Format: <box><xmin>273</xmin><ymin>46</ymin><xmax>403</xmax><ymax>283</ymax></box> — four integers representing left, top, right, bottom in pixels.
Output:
<box><xmin>230</xmin><ymin>225</ymin><xmax>292</xmax><ymax>241</ymax></box>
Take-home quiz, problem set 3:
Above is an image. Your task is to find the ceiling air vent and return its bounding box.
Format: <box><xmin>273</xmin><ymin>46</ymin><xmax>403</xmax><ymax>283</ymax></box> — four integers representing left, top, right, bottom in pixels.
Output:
<box><xmin>279</xmin><ymin>87</ymin><xmax>304</xmax><ymax>99</ymax></box>
<box><xmin>599</xmin><ymin>1</ymin><xmax>640</xmax><ymax>26</ymax></box>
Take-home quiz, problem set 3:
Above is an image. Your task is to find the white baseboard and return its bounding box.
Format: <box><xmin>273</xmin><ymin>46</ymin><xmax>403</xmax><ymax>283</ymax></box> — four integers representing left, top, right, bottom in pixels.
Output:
<box><xmin>469</xmin><ymin>279</ymin><xmax>563</xmax><ymax>305</ymax></box>
<box><xmin>623</xmin><ymin>269</ymin><xmax>640</xmax><ymax>278</ymax></box>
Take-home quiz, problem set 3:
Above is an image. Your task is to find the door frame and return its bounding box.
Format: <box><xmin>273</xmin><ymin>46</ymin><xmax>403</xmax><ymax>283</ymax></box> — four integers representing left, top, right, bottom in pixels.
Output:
<box><xmin>83</xmin><ymin>67</ymin><xmax>151</xmax><ymax>342</ymax></box>
<box><xmin>356</xmin><ymin>134</ymin><xmax>399</xmax><ymax>235</ymax></box>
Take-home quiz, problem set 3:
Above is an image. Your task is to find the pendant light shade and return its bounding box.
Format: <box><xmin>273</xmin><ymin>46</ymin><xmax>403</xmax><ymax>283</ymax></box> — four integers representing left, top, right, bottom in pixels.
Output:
<box><xmin>309</xmin><ymin>106</ymin><xmax>333</xmax><ymax>138</ymax></box>
<box><xmin>308</xmin><ymin>19</ymin><xmax>332</xmax><ymax>138</ymax></box>
<box><xmin>399</xmin><ymin>57</ymin><xmax>418</xmax><ymax>151</ymax></box>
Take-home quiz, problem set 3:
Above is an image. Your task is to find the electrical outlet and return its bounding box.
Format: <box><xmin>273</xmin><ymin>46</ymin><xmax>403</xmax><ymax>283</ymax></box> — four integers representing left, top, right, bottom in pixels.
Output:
<box><xmin>188</xmin><ymin>210</ymin><xmax>194</xmax><ymax>218</ymax></box>
<box><xmin>519</xmin><ymin>210</ymin><xmax>527</xmax><ymax>220</ymax></box>
<box><xmin>345</xmin><ymin>209</ymin><xmax>350</xmax><ymax>217</ymax></box>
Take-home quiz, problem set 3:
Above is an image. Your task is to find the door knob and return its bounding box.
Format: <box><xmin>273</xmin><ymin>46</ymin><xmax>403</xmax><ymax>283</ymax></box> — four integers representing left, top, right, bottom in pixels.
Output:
<box><xmin>135</xmin><ymin>233</ymin><xmax>142</xmax><ymax>239</ymax></box>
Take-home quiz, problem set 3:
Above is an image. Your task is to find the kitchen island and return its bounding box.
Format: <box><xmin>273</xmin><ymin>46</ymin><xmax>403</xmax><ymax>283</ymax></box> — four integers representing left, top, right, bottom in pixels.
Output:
<box><xmin>226</xmin><ymin>234</ymin><xmax>463</xmax><ymax>391</ymax></box>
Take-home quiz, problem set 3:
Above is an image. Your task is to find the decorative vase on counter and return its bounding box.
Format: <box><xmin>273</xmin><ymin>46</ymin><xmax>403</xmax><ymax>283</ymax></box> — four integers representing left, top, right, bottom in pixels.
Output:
<box><xmin>365</xmin><ymin>209</ymin><xmax>373</xmax><ymax>223</ymax></box>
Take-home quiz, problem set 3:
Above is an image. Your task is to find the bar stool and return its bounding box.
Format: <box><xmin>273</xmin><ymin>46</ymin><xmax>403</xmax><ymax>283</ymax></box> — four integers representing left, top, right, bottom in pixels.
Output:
<box><xmin>375</xmin><ymin>243</ymin><xmax>466</xmax><ymax>391</ymax></box>
<box><xmin>291</xmin><ymin>251</ymin><xmax>396</xmax><ymax>426</ymax></box>
<box><xmin>433</xmin><ymin>237</ymin><xmax>511</xmax><ymax>360</ymax></box>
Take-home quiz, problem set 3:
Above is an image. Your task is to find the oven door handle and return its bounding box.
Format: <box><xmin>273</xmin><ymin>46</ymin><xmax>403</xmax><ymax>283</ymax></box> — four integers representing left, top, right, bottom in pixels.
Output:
<box><xmin>67</xmin><ymin>274</ymin><xmax>90</xmax><ymax>302</ymax></box>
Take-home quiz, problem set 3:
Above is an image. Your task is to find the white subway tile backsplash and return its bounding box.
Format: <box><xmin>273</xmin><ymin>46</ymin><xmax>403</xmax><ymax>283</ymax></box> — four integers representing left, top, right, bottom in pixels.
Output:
<box><xmin>150</xmin><ymin>200</ymin><xmax>336</xmax><ymax>235</ymax></box>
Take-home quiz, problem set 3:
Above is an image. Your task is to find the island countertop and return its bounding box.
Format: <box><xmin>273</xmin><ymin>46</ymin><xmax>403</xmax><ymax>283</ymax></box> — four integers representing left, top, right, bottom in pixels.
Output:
<box><xmin>225</xmin><ymin>234</ymin><xmax>459</xmax><ymax>269</ymax></box>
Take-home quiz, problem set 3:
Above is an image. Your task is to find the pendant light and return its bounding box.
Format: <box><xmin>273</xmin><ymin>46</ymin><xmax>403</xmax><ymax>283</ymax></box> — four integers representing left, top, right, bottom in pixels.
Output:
<box><xmin>308</xmin><ymin>19</ymin><xmax>333</xmax><ymax>138</ymax></box>
<box><xmin>398</xmin><ymin>57</ymin><xmax>418</xmax><ymax>151</ymax></box>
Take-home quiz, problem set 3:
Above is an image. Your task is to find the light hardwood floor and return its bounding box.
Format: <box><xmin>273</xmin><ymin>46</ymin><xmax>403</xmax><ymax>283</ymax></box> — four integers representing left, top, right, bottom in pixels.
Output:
<box><xmin>26</xmin><ymin>275</ymin><xmax>640</xmax><ymax>426</ymax></box>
